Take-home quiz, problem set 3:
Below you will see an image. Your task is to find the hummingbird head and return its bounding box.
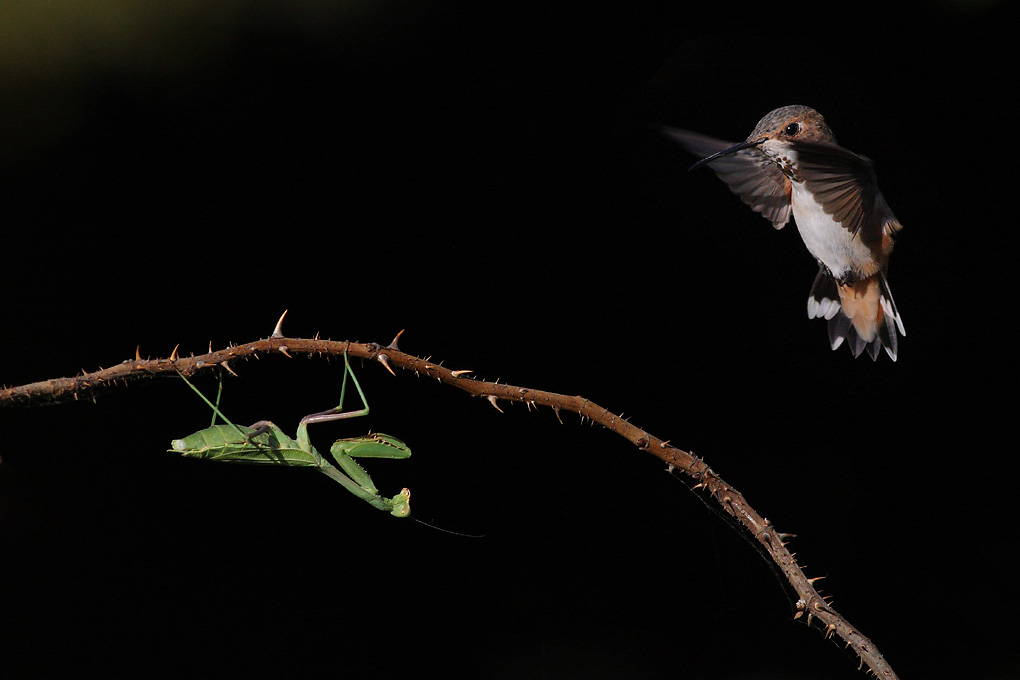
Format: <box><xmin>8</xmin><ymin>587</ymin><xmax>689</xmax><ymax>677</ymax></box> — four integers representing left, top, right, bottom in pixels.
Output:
<box><xmin>747</xmin><ymin>105</ymin><xmax>837</xmax><ymax>146</ymax></box>
<box><xmin>687</xmin><ymin>105</ymin><xmax>837</xmax><ymax>173</ymax></box>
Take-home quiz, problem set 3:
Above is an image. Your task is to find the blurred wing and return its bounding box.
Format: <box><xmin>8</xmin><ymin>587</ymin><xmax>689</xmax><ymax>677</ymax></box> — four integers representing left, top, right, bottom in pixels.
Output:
<box><xmin>660</xmin><ymin>126</ymin><xmax>792</xmax><ymax>229</ymax></box>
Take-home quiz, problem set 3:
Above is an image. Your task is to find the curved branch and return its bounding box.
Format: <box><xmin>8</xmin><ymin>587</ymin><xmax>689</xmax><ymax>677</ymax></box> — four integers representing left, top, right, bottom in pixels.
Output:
<box><xmin>0</xmin><ymin>335</ymin><xmax>898</xmax><ymax>678</ymax></box>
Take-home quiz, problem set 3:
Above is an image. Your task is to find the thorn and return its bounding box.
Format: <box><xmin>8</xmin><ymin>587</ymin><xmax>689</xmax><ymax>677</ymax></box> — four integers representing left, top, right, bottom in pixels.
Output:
<box><xmin>278</xmin><ymin>345</ymin><xmax>292</xmax><ymax>358</ymax></box>
<box><xmin>776</xmin><ymin>532</ymin><xmax>797</xmax><ymax>541</ymax></box>
<box><xmin>450</xmin><ymin>369</ymin><xmax>473</xmax><ymax>378</ymax></box>
<box><xmin>552</xmin><ymin>405</ymin><xmax>563</xmax><ymax>424</ymax></box>
<box><xmin>169</xmin><ymin>344</ymin><xmax>179</xmax><ymax>362</ymax></box>
<box><xmin>486</xmin><ymin>395</ymin><xmax>503</xmax><ymax>413</ymax></box>
<box><xmin>387</xmin><ymin>329</ymin><xmax>405</xmax><ymax>350</ymax></box>
<box><xmin>135</xmin><ymin>346</ymin><xmax>141</xmax><ymax>361</ymax></box>
<box><xmin>272</xmin><ymin>310</ymin><xmax>288</xmax><ymax>338</ymax></box>
<box><xmin>222</xmin><ymin>361</ymin><xmax>237</xmax><ymax>377</ymax></box>
<box><xmin>208</xmin><ymin>340</ymin><xmax>213</xmax><ymax>353</ymax></box>
<box><xmin>377</xmin><ymin>353</ymin><xmax>396</xmax><ymax>376</ymax></box>
<box><xmin>807</xmin><ymin>576</ymin><xmax>826</xmax><ymax>585</ymax></box>
<box><xmin>825</xmin><ymin>623</ymin><xmax>836</xmax><ymax>639</ymax></box>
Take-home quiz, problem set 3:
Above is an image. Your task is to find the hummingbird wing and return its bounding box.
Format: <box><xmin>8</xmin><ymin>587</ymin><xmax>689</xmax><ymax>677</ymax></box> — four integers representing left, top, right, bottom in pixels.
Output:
<box><xmin>659</xmin><ymin>127</ymin><xmax>792</xmax><ymax>229</ymax></box>
<box><xmin>792</xmin><ymin>142</ymin><xmax>900</xmax><ymax>240</ymax></box>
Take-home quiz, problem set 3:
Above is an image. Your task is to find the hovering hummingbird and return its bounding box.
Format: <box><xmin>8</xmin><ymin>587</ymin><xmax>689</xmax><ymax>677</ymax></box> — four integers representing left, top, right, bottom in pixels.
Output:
<box><xmin>661</xmin><ymin>105</ymin><xmax>905</xmax><ymax>360</ymax></box>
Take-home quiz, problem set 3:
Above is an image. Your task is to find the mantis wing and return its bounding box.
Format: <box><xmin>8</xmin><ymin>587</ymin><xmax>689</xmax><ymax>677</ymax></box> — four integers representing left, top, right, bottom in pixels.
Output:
<box><xmin>171</xmin><ymin>422</ymin><xmax>323</xmax><ymax>467</ymax></box>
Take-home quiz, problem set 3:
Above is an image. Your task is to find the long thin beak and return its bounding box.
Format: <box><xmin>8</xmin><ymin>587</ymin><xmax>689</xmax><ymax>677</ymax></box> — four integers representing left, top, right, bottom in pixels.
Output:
<box><xmin>688</xmin><ymin>138</ymin><xmax>766</xmax><ymax>172</ymax></box>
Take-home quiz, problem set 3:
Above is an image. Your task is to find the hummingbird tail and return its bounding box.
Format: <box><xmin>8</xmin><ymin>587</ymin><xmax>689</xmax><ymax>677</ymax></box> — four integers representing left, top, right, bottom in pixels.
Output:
<box><xmin>808</xmin><ymin>270</ymin><xmax>905</xmax><ymax>361</ymax></box>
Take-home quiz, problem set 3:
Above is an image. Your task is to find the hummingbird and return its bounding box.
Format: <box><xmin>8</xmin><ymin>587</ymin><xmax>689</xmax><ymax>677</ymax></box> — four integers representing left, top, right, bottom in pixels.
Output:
<box><xmin>661</xmin><ymin>105</ymin><xmax>905</xmax><ymax>361</ymax></box>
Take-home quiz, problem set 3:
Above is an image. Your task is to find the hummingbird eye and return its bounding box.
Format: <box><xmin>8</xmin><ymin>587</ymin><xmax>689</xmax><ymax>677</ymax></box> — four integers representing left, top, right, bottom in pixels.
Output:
<box><xmin>784</xmin><ymin>122</ymin><xmax>801</xmax><ymax>136</ymax></box>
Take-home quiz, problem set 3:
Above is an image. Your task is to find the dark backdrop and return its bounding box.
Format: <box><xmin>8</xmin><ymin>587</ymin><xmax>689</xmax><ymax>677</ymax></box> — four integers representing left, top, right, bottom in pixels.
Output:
<box><xmin>1</xmin><ymin>2</ymin><xmax>1013</xmax><ymax>678</ymax></box>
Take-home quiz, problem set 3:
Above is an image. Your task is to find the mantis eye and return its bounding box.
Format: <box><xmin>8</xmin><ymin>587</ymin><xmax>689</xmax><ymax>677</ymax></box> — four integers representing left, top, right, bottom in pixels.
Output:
<box><xmin>784</xmin><ymin>122</ymin><xmax>801</xmax><ymax>136</ymax></box>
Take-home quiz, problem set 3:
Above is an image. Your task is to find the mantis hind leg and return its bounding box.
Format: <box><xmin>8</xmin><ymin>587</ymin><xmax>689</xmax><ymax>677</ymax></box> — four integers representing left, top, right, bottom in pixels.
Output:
<box><xmin>176</xmin><ymin>369</ymin><xmax>248</xmax><ymax>439</ymax></box>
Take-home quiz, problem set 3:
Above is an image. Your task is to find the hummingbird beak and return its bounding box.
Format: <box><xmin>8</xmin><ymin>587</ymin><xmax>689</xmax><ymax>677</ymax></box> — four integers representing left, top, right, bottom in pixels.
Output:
<box><xmin>688</xmin><ymin>138</ymin><xmax>766</xmax><ymax>172</ymax></box>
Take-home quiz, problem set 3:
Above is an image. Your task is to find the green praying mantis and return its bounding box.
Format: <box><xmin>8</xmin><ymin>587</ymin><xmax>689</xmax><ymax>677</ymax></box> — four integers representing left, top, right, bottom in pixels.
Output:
<box><xmin>169</xmin><ymin>354</ymin><xmax>412</xmax><ymax>517</ymax></box>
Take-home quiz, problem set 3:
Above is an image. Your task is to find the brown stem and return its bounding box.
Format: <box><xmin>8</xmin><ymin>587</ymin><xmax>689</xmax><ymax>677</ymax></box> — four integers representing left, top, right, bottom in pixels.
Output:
<box><xmin>0</xmin><ymin>335</ymin><xmax>898</xmax><ymax>678</ymax></box>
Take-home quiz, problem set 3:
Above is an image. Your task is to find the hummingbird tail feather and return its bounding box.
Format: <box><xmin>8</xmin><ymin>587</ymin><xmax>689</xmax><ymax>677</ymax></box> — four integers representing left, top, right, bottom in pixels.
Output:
<box><xmin>808</xmin><ymin>269</ymin><xmax>904</xmax><ymax>361</ymax></box>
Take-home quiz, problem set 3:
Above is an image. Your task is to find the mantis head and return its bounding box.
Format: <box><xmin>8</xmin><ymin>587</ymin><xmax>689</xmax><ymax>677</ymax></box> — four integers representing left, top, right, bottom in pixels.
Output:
<box><xmin>389</xmin><ymin>488</ymin><xmax>412</xmax><ymax>518</ymax></box>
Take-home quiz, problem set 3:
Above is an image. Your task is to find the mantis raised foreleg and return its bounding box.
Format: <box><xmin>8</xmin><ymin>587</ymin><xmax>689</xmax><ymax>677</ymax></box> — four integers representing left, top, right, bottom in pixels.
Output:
<box><xmin>169</xmin><ymin>354</ymin><xmax>412</xmax><ymax>517</ymax></box>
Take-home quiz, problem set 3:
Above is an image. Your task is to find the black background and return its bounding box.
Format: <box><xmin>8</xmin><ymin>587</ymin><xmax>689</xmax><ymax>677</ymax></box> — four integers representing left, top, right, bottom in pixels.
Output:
<box><xmin>1</xmin><ymin>2</ymin><xmax>1014</xmax><ymax>678</ymax></box>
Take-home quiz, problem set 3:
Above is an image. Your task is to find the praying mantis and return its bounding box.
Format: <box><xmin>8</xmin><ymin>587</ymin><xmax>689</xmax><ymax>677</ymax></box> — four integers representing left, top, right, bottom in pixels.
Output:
<box><xmin>169</xmin><ymin>354</ymin><xmax>412</xmax><ymax>517</ymax></box>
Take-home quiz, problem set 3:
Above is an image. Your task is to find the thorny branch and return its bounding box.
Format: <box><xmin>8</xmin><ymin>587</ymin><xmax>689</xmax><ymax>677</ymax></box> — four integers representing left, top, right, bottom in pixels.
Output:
<box><xmin>0</xmin><ymin>329</ymin><xmax>897</xmax><ymax>679</ymax></box>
